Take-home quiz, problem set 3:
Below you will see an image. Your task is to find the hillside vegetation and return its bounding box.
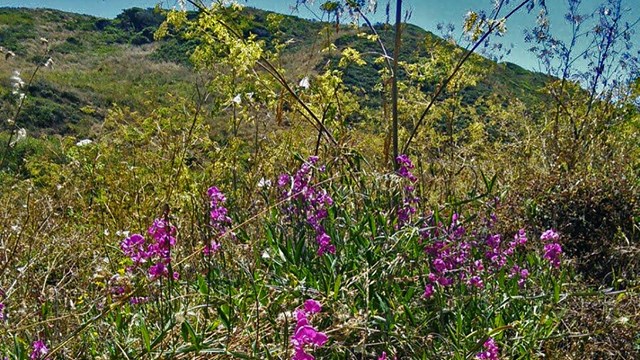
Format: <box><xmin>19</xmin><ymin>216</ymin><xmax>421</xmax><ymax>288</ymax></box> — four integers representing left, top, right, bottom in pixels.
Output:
<box><xmin>0</xmin><ymin>1</ymin><xmax>639</xmax><ymax>359</ymax></box>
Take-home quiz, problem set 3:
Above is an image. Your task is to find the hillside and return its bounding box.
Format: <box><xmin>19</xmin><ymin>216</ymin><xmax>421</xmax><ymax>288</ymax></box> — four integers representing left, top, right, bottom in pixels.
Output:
<box><xmin>0</xmin><ymin>3</ymin><xmax>638</xmax><ymax>359</ymax></box>
<box><xmin>0</xmin><ymin>6</ymin><xmax>550</xmax><ymax>137</ymax></box>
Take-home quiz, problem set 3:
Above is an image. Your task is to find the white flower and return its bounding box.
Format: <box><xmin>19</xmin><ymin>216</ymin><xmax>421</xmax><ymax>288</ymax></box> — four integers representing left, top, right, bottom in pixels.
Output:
<box><xmin>299</xmin><ymin>76</ymin><xmax>310</xmax><ymax>89</ymax></box>
<box><xmin>232</xmin><ymin>94</ymin><xmax>242</xmax><ymax>105</ymax></box>
<box><xmin>44</xmin><ymin>57</ymin><xmax>54</xmax><ymax>68</ymax></box>
<box><xmin>10</xmin><ymin>71</ymin><xmax>24</xmax><ymax>89</ymax></box>
<box><xmin>76</xmin><ymin>139</ymin><xmax>93</xmax><ymax>147</ymax></box>
<box><xmin>10</xmin><ymin>128</ymin><xmax>26</xmax><ymax>146</ymax></box>
<box><xmin>257</xmin><ymin>177</ymin><xmax>271</xmax><ymax>189</ymax></box>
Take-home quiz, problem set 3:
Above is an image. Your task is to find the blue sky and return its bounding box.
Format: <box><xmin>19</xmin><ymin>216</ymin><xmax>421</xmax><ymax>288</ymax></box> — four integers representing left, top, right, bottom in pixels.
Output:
<box><xmin>2</xmin><ymin>1</ymin><xmax>639</xmax><ymax>72</ymax></box>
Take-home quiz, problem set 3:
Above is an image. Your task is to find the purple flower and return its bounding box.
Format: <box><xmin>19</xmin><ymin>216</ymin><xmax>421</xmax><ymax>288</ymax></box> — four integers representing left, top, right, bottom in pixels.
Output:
<box><xmin>120</xmin><ymin>234</ymin><xmax>147</xmax><ymax>264</ymax></box>
<box><xmin>378</xmin><ymin>352</ymin><xmax>388</xmax><ymax>360</ymax></box>
<box><xmin>304</xmin><ymin>299</ymin><xmax>322</xmax><ymax>314</ymax></box>
<box><xmin>432</xmin><ymin>258</ymin><xmax>447</xmax><ymax>273</ymax></box>
<box><xmin>130</xmin><ymin>296</ymin><xmax>148</xmax><ymax>305</ymax></box>
<box><xmin>204</xmin><ymin>186</ymin><xmax>233</xmax><ymax>255</ymax></box>
<box><xmin>423</xmin><ymin>284</ymin><xmax>434</xmax><ymax>298</ymax></box>
<box><xmin>0</xmin><ymin>302</ymin><xmax>5</xmax><ymax>321</ymax></box>
<box><xmin>279</xmin><ymin>157</ymin><xmax>335</xmax><ymax>257</ymax></box>
<box><xmin>148</xmin><ymin>262</ymin><xmax>167</xmax><ymax>279</ymax></box>
<box><xmin>486</xmin><ymin>234</ymin><xmax>501</xmax><ymax>248</ymax></box>
<box><xmin>30</xmin><ymin>340</ymin><xmax>49</xmax><ymax>360</ymax></box>
<box><xmin>518</xmin><ymin>268</ymin><xmax>529</xmax><ymax>287</ymax></box>
<box><xmin>119</xmin><ymin>218</ymin><xmax>178</xmax><ymax>280</ymax></box>
<box><xmin>395</xmin><ymin>154</ymin><xmax>419</xmax><ymax>227</ymax></box>
<box><xmin>476</xmin><ymin>337</ymin><xmax>500</xmax><ymax>360</ymax></box>
<box><xmin>514</xmin><ymin>228</ymin><xmax>528</xmax><ymax>246</ymax></box>
<box><xmin>543</xmin><ymin>243</ymin><xmax>563</xmax><ymax>268</ymax></box>
<box><xmin>278</xmin><ymin>173</ymin><xmax>291</xmax><ymax>188</ymax></box>
<box><xmin>468</xmin><ymin>276</ymin><xmax>484</xmax><ymax>289</ymax></box>
<box><xmin>540</xmin><ymin>229</ymin><xmax>559</xmax><ymax>242</ymax></box>
<box><xmin>203</xmin><ymin>240</ymin><xmax>221</xmax><ymax>256</ymax></box>
<box><xmin>291</xmin><ymin>325</ymin><xmax>328</xmax><ymax>348</ymax></box>
<box><xmin>292</xmin><ymin>347</ymin><xmax>315</xmax><ymax>360</ymax></box>
<box><xmin>291</xmin><ymin>300</ymin><xmax>328</xmax><ymax>360</ymax></box>
<box><xmin>437</xmin><ymin>276</ymin><xmax>453</xmax><ymax>286</ymax></box>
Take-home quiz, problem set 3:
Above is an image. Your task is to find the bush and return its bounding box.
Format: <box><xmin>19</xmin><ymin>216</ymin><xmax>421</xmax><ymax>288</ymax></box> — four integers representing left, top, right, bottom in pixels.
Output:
<box><xmin>504</xmin><ymin>168</ymin><xmax>639</xmax><ymax>286</ymax></box>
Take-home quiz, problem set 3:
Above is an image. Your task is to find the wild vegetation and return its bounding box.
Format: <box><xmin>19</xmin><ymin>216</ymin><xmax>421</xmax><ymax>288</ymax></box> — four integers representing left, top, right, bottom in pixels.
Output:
<box><xmin>0</xmin><ymin>0</ymin><xmax>639</xmax><ymax>359</ymax></box>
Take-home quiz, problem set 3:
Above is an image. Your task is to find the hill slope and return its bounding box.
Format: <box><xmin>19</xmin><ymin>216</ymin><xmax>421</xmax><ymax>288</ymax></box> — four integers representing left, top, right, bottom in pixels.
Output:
<box><xmin>0</xmin><ymin>6</ymin><xmax>551</xmax><ymax>137</ymax></box>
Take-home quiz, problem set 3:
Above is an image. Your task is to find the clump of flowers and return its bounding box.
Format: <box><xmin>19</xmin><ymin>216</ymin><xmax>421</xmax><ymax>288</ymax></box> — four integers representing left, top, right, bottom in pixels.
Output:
<box><xmin>476</xmin><ymin>337</ymin><xmax>500</xmax><ymax>360</ymax></box>
<box><xmin>278</xmin><ymin>156</ymin><xmax>335</xmax><ymax>256</ymax></box>
<box><xmin>422</xmin><ymin>212</ymin><xmax>534</xmax><ymax>299</ymax></box>
<box><xmin>120</xmin><ymin>218</ymin><xmax>179</xmax><ymax>281</ymax></box>
<box><xmin>395</xmin><ymin>154</ymin><xmax>419</xmax><ymax>227</ymax></box>
<box><xmin>291</xmin><ymin>299</ymin><xmax>328</xmax><ymax>360</ymax></box>
<box><xmin>29</xmin><ymin>340</ymin><xmax>48</xmax><ymax>360</ymax></box>
<box><xmin>540</xmin><ymin>229</ymin><xmax>563</xmax><ymax>268</ymax></box>
<box><xmin>204</xmin><ymin>186</ymin><xmax>232</xmax><ymax>255</ymax></box>
<box><xmin>10</xmin><ymin>70</ymin><xmax>25</xmax><ymax>100</ymax></box>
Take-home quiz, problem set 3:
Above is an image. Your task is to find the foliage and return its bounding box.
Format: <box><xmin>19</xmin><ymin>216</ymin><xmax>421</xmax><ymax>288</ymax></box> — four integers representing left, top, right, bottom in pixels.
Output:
<box><xmin>0</xmin><ymin>1</ymin><xmax>639</xmax><ymax>359</ymax></box>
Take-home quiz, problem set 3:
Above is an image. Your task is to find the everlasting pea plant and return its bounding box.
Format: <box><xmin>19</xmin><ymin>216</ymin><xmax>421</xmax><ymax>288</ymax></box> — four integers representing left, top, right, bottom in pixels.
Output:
<box><xmin>278</xmin><ymin>156</ymin><xmax>335</xmax><ymax>256</ymax></box>
<box><xmin>204</xmin><ymin>186</ymin><xmax>233</xmax><ymax>255</ymax></box>
<box><xmin>291</xmin><ymin>299</ymin><xmax>328</xmax><ymax>360</ymax></box>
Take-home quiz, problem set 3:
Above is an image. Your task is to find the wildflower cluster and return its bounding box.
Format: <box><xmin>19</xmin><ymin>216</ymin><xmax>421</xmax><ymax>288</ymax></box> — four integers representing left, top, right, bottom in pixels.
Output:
<box><xmin>120</xmin><ymin>218</ymin><xmax>179</xmax><ymax>280</ymax></box>
<box><xmin>396</xmin><ymin>154</ymin><xmax>419</xmax><ymax>227</ymax></box>
<box><xmin>278</xmin><ymin>156</ymin><xmax>335</xmax><ymax>256</ymax></box>
<box><xmin>29</xmin><ymin>340</ymin><xmax>48</xmax><ymax>360</ymax></box>
<box><xmin>541</xmin><ymin>229</ymin><xmax>563</xmax><ymax>268</ymax></box>
<box><xmin>204</xmin><ymin>186</ymin><xmax>232</xmax><ymax>255</ymax></box>
<box><xmin>476</xmin><ymin>337</ymin><xmax>500</xmax><ymax>360</ymax></box>
<box><xmin>10</xmin><ymin>70</ymin><xmax>25</xmax><ymax>101</ymax></box>
<box><xmin>422</xmin><ymin>213</ymin><xmax>532</xmax><ymax>298</ymax></box>
<box><xmin>291</xmin><ymin>299</ymin><xmax>328</xmax><ymax>360</ymax></box>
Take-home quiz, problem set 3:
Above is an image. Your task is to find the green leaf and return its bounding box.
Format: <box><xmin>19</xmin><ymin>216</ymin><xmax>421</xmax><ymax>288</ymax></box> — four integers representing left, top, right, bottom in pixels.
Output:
<box><xmin>333</xmin><ymin>274</ymin><xmax>342</xmax><ymax>300</ymax></box>
<box><xmin>181</xmin><ymin>320</ymin><xmax>201</xmax><ymax>350</ymax></box>
<box><xmin>218</xmin><ymin>306</ymin><xmax>231</xmax><ymax>330</ymax></box>
<box><xmin>140</xmin><ymin>322</ymin><xmax>151</xmax><ymax>353</ymax></box>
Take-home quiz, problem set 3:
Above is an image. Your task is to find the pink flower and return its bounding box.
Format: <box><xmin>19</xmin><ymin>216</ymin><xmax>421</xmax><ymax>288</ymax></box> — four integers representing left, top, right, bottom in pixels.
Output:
<box><xmin>540</xmin><ymin>229</ymin><xmax>559</xmax><ymax>242</ymax></box>
<box><xmin>148</xmin><ymin>262</ymin><xmax>167</xmax><ymax>279</ymax></box>
<box><xmin>543</xmin><ymin>243</ymin><xmax>563</xmax><ymax>268</ymax></box>
<box><xmin>203</xmin><ymin>241</ymin><xmax>221</xmax><ymax>256</ymax></box>
<box><xmin>30</xmin><ymin>340</ymin><xmax>49</xmax><ymax>360</ymax></box>
<box><xmin>291</xmin><ymin>325</ymin><xmax>328</xmax><ymax>347</ymax></box>
<box><xmin>423</xmin><ymin>284</ymin><xmax>434</xmax><ymax>298</ymax></box>
<box><xmin>476</xmin><ymin>337</ymin><xmax>500</xmax><ymax>360</ymax></box>
<box><xmin>468</xmin><ymin>276</ymin><xmax>484</xmax><ymax>289</ymax></box>
<box><xmin>304</xmin><ymin>299</ymin><xmax>322</xmax><ymax>314</ymax></box>
<box><xmin>293</xmin><ymin>347</ymin><xmax>315</xmax><ymax>360</ymax></box>
<box><xmin>291</xmin><ymin>300</ymin><xmax>328</xmax><ymax>360</ymax></box>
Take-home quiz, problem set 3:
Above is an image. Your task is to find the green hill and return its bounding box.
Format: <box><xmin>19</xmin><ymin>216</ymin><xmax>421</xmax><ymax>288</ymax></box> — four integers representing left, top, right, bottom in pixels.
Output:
<box><xmin>0</xmin><ymin>6</ymin><xmax>551</xmax><ymax>137</ymax></box>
